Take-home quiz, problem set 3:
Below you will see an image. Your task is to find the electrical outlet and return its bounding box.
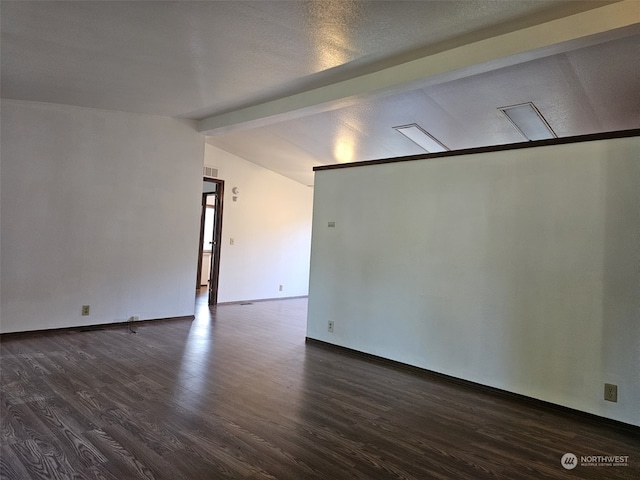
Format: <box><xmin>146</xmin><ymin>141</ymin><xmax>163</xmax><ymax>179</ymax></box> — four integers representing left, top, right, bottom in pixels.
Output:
<box><xmin>81</xmin><ymin>305</ymin><xmax>90</xmax><ymax>316</ymax></box>
<box><xmin>328</xmin><ymin>321</ymin><xmax>334</xmax><ymax>333</ymax></box>
<box><xmin>230</xmin><ymin>238</ymin><xmax>234</xmax><ymax>245</ymax></box>
<box><xmin>130</xmin><ymin>315</ymin><xmax>140</xmax><ymax>322</ymax></box>
<box><xmin>604</xmin><ymin>383</ymin><xmax>618</xmax><ymax>402</ymax></box>
<box><xmin>279</xmin><ymin>285</ymin><xmax>283</xmax><ymax>291</ymax></box>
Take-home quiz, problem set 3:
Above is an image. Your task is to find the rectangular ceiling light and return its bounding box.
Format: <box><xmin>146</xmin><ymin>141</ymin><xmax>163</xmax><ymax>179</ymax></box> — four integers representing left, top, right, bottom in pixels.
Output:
<box><xmin>499</xmin><ymin>102</ymin><xmax>557</xmax><ymax>141</ymax></box>
<box><xmin>393</xmin><ymin>124</ymin><xmax>448</xmax><ymax>153</ymax></box>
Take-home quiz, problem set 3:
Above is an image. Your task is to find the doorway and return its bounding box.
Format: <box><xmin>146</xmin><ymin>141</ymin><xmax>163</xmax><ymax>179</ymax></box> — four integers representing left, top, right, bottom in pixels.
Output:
<box><xmin>196</xmin><ymin>178</ymin><xmax>224</xmax><ymax>305</ymax></box>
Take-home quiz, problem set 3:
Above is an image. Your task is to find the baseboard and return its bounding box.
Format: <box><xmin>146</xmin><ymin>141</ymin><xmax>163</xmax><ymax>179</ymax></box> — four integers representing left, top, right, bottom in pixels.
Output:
<box><xmin>305</xmin><ymin>337</ymin><xmax>640</xmax><ymax>434</ymax></box>
<box><xmin>0</xmin><ymin>315</ymin><xmax>195</xmax><ymax>338</ymax></box>
<box><xmin>217</xmin><ymin>295</ymin><xmax>308</xmax><ymax>306</ymax></box>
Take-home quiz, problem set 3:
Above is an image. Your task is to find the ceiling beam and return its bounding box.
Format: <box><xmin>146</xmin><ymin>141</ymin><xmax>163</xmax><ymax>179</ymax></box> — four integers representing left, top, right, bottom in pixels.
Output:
<box><xmin>199</xmin><ymin>1</ymin><xmax>640</xmax><ymax>135</ymax></box>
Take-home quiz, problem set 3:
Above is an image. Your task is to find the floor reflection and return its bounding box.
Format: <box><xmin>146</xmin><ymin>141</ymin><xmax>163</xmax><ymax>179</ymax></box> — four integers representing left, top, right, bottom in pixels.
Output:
<box><xmin>175</xmin><ymin>290</ymin><xmax>214</xmax><ymax>406</ymax></box>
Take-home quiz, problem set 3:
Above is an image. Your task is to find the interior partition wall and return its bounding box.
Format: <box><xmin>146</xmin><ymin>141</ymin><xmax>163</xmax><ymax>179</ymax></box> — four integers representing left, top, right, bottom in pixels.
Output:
<box><xmin>306</xmin><ymin>132</ymin><xmax>639</xmax><ymax>426</ymax></box>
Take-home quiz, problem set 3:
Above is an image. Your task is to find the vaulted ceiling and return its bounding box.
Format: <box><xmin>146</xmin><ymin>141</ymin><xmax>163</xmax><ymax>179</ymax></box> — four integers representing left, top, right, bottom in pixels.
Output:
<box><xmin>2</xmin><ymin>1</ymin><xmax>639</xmax><ymax>185</ymax></box>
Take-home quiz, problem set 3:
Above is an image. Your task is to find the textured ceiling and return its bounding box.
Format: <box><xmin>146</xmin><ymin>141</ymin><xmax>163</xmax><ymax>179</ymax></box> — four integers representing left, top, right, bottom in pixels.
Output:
<box><xmin>2</xmin><ymin>0</ymin><xmax>639</xmax><ymax>185</ymax></box>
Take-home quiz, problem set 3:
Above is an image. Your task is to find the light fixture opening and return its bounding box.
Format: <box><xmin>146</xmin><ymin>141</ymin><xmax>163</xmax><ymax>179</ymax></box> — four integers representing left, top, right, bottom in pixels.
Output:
<box><xmin>499</xmin><ymin>102</ymin><xmax>557</xmax><ymax>141</ymax></box>
<box><xmin>393</xmin><ymin>124</ymin><xmax>448</xmax><ymax>153</ymax></box>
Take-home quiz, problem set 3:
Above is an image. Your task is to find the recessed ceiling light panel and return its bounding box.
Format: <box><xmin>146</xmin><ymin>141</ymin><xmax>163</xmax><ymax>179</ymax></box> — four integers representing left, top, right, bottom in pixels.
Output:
<box><xmin>393</xmin><ymin>124</ymin><xmax>448</xmax><ymax>153</ymax></box>
<box><xmin>499</xmin><ymin>102</ymin><xmax>557</xmax><ymax>141</ymax></box>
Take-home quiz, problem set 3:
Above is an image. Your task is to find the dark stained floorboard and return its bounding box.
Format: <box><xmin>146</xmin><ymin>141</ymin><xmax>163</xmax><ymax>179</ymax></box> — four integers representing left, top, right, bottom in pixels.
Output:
<box><xmin>1</xmin><ymin>294</ymin><xmax>638</xmax><ymax>479</ymax></box>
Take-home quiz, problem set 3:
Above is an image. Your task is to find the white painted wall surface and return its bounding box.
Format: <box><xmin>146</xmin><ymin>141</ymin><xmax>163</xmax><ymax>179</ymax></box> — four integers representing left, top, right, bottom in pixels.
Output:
<box><xmin>204</xmin><ymin>144</ymin><xmax>313</xmax><ymax>303</ymax></box>
<box><xmin>307</xmin><ymin>136</ymin><xmax>640</xmax><ymax>426</ymax></box>
<box><xmin>1</xmin><ymin>100</ymin><xmax>204</xmax><ymax>333</ymax></box>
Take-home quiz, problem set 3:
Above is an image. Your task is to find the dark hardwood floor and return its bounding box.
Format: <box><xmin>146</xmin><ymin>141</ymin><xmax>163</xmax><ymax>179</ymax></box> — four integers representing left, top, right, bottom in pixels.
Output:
<box><xmin>1</xmin><ymin>294</ymin><xmax>638</xmax><ymax>479</ymax></box>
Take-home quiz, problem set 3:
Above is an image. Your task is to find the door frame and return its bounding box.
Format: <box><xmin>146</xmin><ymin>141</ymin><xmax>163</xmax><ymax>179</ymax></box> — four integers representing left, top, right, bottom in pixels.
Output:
<box><xmin>196</xmin><ymin>178</ymin><xmax>225</xmax><ymax>305</ymax></box>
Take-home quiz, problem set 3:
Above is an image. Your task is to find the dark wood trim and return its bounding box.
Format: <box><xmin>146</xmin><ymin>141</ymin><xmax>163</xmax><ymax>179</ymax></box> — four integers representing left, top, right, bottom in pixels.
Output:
<box><xmin>197</xmin><ymin>206</ymin><xmax>216</xmax><ymax>285</ymax></box>
<box><xmin>305</xmin><ymin>337</ymin><xmax>640</xmax><ymax>435</ymax></box>
<box><xmin>314</xmin><ymin>128</ymin><xmax>640</xmax><ymax>172</ymax></box>
<box><xmin>217</xmin><ymin>295</ymin><xmax>309</xmax><ymax>306</ymax></box>
<box><xmin>195</xmin><ymin>192</ymin><xmax>208</xmax><ymax>289</ymax></box>
<box><xmin>196</xmin><ymin>178</ymin><xmax>224</xmax><ymax>306</ymax></box>
<box><xmin>0</xmin><ymin>315</ymin><xmax>195</xmax><ymax>338</ymax></box>
<box><xmin>210</xmin><ymin>179</ymin><xmax>224</xmax><ymax>305</ymax></box>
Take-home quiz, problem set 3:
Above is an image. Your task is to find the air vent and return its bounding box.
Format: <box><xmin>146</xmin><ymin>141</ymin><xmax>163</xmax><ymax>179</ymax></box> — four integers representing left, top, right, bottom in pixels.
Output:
<box><xmin>203</xmin><ymin>166</ymin><xmax>219</xmax><ymax>178</ymax></box>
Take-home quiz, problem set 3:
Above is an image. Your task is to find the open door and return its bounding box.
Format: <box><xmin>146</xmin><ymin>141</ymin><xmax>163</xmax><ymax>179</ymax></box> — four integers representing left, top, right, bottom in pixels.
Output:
<box><xmin>196</xmin><ymin>178</ymin><xmax>224</xmax><ymax>305</ymax></box>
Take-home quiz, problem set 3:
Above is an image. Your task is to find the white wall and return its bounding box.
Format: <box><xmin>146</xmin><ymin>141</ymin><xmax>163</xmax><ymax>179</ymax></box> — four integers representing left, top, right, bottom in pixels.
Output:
<box><xmin>204</xmin><ymin>144</ymin><xmax>313</xmax><ymax>303</ymax></box>
<box><xmin>307</xmin><ymin>136</ymin><xmax>640</xmax><ymax>426</ymax></box>
<box><xmin>1</xmin><ymin>100</ymin><xmax>204</xmax><ymax>333</ymax></box>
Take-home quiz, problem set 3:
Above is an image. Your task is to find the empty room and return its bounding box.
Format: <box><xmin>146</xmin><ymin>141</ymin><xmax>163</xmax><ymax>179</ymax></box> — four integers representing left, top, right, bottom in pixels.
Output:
<box><xmin>1</xmin><ymin>1</ymin><xmax>639</xmax><ymax>479</ymax></box>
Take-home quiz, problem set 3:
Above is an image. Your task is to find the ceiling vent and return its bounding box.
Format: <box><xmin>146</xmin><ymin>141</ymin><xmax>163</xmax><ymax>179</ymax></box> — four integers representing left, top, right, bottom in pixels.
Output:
<box><xmin>203</xmin><ymin>166</ymin><xmax>219</xmax><ymax>178</ymax></box>
<box><xmin>499</xmin><ymin>102</ymin><xmax>557</xmax><ymax>141</ymax></box>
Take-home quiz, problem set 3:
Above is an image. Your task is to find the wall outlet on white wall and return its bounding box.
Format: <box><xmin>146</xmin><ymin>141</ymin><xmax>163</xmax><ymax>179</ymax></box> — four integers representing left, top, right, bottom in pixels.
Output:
<box><xmin>328</xmin><ymin>321</ymin><xmax>334</xmax><ymax>333</ymax></box>
<box><xmin>81</xmin><ymin>305</ymin><xmax>90</xmax><ymax>316</ymax></box>
<box><xmin>604</xmin><ymin>383</ymin><xmax>618</xmax><ymax>402</ymax></box>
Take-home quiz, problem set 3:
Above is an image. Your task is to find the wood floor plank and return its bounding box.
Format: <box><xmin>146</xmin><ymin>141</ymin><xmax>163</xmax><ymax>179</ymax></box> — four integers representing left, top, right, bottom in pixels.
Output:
<box><xmin>84</xmin><ymin>427</ymin><xmax>157</xmax><ymax>480</ymax></box>
<box><xmin>1</xmin><ymin>295</ymin><xmax>638</xmax><ymax>479</ymax></box>
<box><xmin>1</xmin><ymin>442</ymin><xmax>33</xmax><ymax>480</ymax></box>
<box><xmin>10</xmin><ymin>438</ymin><xmax>83</xmax><ymax>480</ymax></box>
<box><xmin>26</xmin><ymin>399</ymin><xmax>107</xmax><ymax>469</ymax></box>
